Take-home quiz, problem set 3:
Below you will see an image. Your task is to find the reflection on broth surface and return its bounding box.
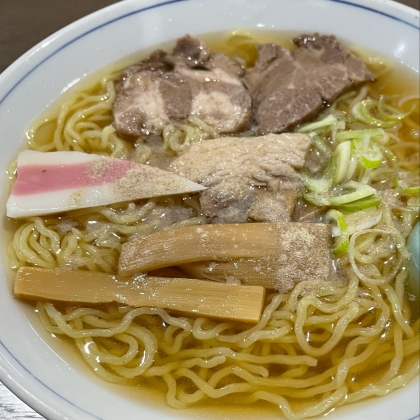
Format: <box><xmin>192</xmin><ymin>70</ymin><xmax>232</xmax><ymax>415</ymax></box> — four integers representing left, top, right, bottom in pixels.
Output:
<box><xmin>5</xmin><ymin>31</ymin><xmax>420</xmax><ymax>419</ymax></box>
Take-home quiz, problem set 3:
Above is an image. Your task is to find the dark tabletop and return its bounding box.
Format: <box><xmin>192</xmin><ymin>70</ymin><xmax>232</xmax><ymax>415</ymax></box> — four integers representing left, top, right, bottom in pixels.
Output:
<box><xmin>0</xmin><ymin>0</ymin><xmax>419</xmax><ymax>418</ymax></box>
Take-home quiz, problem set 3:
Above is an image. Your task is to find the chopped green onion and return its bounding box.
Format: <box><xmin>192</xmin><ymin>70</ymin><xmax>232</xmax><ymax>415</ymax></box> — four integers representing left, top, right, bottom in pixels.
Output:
<box><xmin>304</xmin><ymin>176</ymin><xmax>332</xmax><ymax>194</ymax></box>
<box><xmin>336</xmin><ymin>128</ymin><xmax>389</xmax><ymax>145</ymax></box>
<box><xmin>334</xmin><ymin>141</ymin><xmax>351</xmax><ymax>184</ymax></box>
<box><xmin>304</xmin><ymin>182</ymin><xmax>380</xmax><ymax>210</ymax></box>
<box><xmin>344</xmin><ymin>207</ymin><xmax>383</xmax><ymax>235</ymax></box>
<box><xmin>336</xmin><ymin>196</ymin><xmax>381</xmax><ymax>212</ymax></box>
<box><xmin>303</xmin><ymin>158</ymin><xmax>335</xmax><ymax>194</ymax></box>
<box><xmin>298</xmin><ymin>114</ymin><xmax>344</xmax><ymax>133</ymax></box>
<box><xmin>351</xmin><ymin>98</ymin><xmax>409</xmax><ymax>128</ymax></box>
<box><xmin>402</xmin><ymin>186</ymin><xmax>420</xmax><ymax>195</ymax></box>
<box><xmin>329</xmin><ymin>181</ymin><xmax>377</xmax><ymax>206</ymax></box>
<box><xmin>335</xmin><ymin>132</ymin><xmax>384</xmax><ymax>185</ymax></box>
<box><xmin>352</xmin><ymin>138</ymin><xmax>383</xmax><ymax>169</ymax></box>
<box><xmin>303</xmin><ymin>191</ymin><xmax>331</xmax><ymax>206</ymax></box>
<box><xmin>359</xmin><ymin>168</ymin><xmax>372</xmax><ymax>185</ymax></box>
<box><xmin>346</xmin><ymin>154</ymin><xmax>358</xmax><ymax>180</ymax></box>
<box><xmin>377</xmin><ymin>97</ymin><xmax>411</xmax><ymax>122</ymax></box>
<box><xmin>393</xmin><ymin>177</ymin><xmax>420</xmax><ymax>196</ymax></box>
<box><xmin>360</xmin><ymin>153</ymin><xmax>382</xmax><ymax>169</ymax></box>
<box><xmin>324</xmin><ymin>209</ymin><xmax>349</xmax><ymax>254</ymax></box>
<box><xmin>312</xmin><ymin>135</ymin><xmax>332</xmax><ymax>157</ymax></box>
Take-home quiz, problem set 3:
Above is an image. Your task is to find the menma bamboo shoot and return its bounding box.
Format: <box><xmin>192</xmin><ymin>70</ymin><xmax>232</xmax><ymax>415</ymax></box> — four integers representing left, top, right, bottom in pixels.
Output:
<box><xmin>118</xmin><ymin>222</ymin><xmax>332</xmax><ymax>292</ymax></box>
<box><xmin>14</xmin><ymin>267</ymin><xmax>265</xmax><ymax>323</ymax></box>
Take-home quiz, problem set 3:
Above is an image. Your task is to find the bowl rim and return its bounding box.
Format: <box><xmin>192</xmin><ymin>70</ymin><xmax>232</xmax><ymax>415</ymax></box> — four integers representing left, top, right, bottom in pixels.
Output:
<box><xmin>0</xmin><ymin>0</ymin><xmax>419</xmax><ymax>91</ymax></box>
<box><xmin>0</xmin><ymin>0</ymin><xmax>419</xmax><ymax>419</ymax></box>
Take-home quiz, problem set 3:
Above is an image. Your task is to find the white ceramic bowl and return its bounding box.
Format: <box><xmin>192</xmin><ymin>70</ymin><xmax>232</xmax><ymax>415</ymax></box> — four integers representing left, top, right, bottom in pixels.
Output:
<box><xmin>0</xmin><ymin>1</ymin><xmax>419</xmax><ymax>419</ymax></box>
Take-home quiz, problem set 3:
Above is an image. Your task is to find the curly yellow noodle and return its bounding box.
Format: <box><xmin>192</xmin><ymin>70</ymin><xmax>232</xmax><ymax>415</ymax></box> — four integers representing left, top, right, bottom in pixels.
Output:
<box><xmin>163</xmin><ymin>116</ymin><xmax>219</xmax><ymax>154</ymax></box>
<box><xmin>295</xmin><ymin>301</ymin><xmax>360</xmax><ymax>357</ymax></box>
<box><xmin>33</xmin><ymin>270</ymin><xmax>420</xmax><ymax>417</ymax></box>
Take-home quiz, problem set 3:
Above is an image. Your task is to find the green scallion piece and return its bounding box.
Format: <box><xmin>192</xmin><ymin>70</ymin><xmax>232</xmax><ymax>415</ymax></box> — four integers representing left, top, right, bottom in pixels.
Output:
<box><xmin>324</xmin><ymin>209</ymin><xmax>349</xmax><ymax>254</ymax></box>
<box><xmin>303</xmin><ymin>191</ymin><xmax>331</xmax><ymax>206</ymax></box>
<box><xmin>352</xmin><ymin>139</ymin><xmax>383</xmax><ymax>169</ymax></box>
<box><xmin>351</xmin><ymin>99</ymin><xmax>407</xmax><ymax>128</ymax></box>
<box><xmin>303</xmin><ymin>158</ymin><xmax>335</xmax><ymax>194</ymax></box>
<box><xmin>335</xmin><ymin>196</ymin><xmax>381</xmax><ymax>212</ymax></box>
<box><xmin>304</xmin><ymin>176</ymin><xmax>333</xmax><ymax>193</ymax></box>
<box><xmin>328</xmin><ymin>181</ymin><xmax>377</xmax><ymax>206</ymax></box>
<box><xmin>377</xmin><ymin>97</ymin><xmax>411</xmax><ymax>121</ymax></box>
<box><xmin>393</xmin><ymin>177</ymin><xmax>420</xmax><ymax>196</ymax></box>
<box><xmin>334</xmin><ymin>141</ymin><xmax>351</xmax><ymax>184</ymax></box>
<box><xmin>336</xmin><ymin>128</ymin><xmax>389</xmax><ymax>145</ymax></box>
<box><xmin>298</xmin><ymin>114</ymin><xmax>344</xmax><ymax>133</ymax></box>
<box><xmin>402</xmin><ymin>186</ymin><xmax>420</xmax><ymax>195</ymax></box>
<box><xmin>312</xmin><ymin>135</ymin><xmax>333</xmax><ymax>157</ymax></box>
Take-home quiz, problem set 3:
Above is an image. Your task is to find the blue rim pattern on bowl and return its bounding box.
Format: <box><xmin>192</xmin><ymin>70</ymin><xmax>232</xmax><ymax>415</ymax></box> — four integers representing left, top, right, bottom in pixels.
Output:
<box><xmin>331</xmin><ymin>0</ymin><xmax>419</xmax><ymax>29</ymax></box>
<box><xmin>0</xmin><ymin>0</ymin><xmax>419</xmax><ymax>108</ymax></box>
<box><xmin>0</xmin><ymin>0</ymin><xmax>419</xmax><ymax>419</ymax></box>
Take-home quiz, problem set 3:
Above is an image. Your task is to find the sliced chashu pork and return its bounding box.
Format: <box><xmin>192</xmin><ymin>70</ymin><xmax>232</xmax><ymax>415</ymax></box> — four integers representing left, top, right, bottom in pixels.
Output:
<box><xmin>245</xmin><ymin>33</ymin><xmax>375</xmax><ymax>134</ymax></box>
<box><xmin>113</xmin><ymin>35</ymin><xmax>251</xmax><ymax>137</ymax></box>
<box><xmin>169</xmin><ymin>133</ymin><xmax>311</xmax><ymax>223</ymax></box>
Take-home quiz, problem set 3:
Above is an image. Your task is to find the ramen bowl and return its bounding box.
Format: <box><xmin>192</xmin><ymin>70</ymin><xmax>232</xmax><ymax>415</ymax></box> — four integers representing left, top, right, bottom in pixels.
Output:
<box><xmin>0</xmin><ymin>0</ymin><xmax>419</xmax><ymax>419</ymax></box>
